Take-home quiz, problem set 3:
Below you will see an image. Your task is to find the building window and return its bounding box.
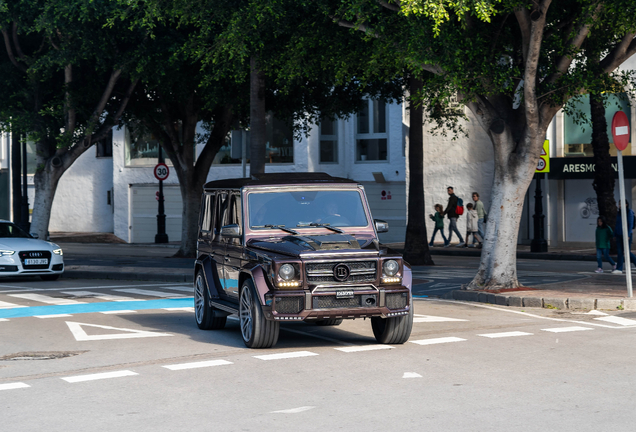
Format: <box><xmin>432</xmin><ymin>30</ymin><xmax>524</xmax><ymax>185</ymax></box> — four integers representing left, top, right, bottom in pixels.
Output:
<box><xmin>564</xmin><ymin>93</ymin><xmax>632</xmax><ymax>157</ymax></box>
<box><xmin>319</xmin><ymin>117</ymin><xmax>338</xmax><ymax>163</ymax></box>
<box><xmin>356</xmin><ymin>99</ymin><xmax>388</xmax><ymax>161</ymax></box>
<box><xmin>213</xmin><ymin>113</ymin><xmax>294</xmax><ymax>165</ymax></box>
<box><xmin>96</xmin><ymin>130</ymin><xmax>113</xmax><ymax>158</ymax></box>
<box><xmin>125</xmin><ymin>127</ymin><xmax>175</xmax><ymax>167</ymax></box>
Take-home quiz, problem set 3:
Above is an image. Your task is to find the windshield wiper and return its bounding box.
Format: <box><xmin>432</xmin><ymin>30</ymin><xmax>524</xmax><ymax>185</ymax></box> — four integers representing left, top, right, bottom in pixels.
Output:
<box><xmin>300</xmin><ymin>222</ymin><xmax>344</xmax><ymax>233</ymax></box>
<box><xmin>252</xmin><ymin>224</ymin><xmax>298</xmax><ymax>235</ymax></box>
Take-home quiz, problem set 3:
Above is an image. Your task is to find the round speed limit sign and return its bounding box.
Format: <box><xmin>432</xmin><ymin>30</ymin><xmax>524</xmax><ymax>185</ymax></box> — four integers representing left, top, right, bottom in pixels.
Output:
<box><xmin>154</xmin><ymin>163</ymin><xmax>169</xmax><ymax>181</ymax></box>
<box><xmin>536</xmin><ymin>157</ymin><xmax>547</xmax><ymax>171</ymax></box>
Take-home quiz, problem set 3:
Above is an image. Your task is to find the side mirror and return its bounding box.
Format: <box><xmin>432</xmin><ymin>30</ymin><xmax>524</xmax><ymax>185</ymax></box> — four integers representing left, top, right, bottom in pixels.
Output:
<box><xmin>30</xmin><ymin>232</ymin><xmax>39</xmax><ymax>239</ymax></box>
<box><xmin>374</xmin><ymin>219</ymin><xmax>389</xmax><ymax>233</ymax></box>
<box><xmin>220</xmin><ymin>224</ymin><xmax>241</xmax><ymax>238</ymax></box>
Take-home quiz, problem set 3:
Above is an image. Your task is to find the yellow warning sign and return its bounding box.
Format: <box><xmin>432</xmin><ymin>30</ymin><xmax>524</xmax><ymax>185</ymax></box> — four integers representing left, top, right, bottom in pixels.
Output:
<box><xmin>535</xmin><ymin>140</ymin><xmax>550</xmax><ymax>173</ymax></box>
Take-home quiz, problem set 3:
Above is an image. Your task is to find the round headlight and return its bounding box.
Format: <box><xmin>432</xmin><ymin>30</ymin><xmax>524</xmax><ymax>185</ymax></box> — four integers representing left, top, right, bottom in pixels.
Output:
<box><xmin>383</xmin><ymin>260</ymin><xmax>399</xmax><ymax>276</ymax></box>
<box><xmin>278</xmin><ymin>264</ymin><xmax>296</xmax><ymax>281</ymax></box>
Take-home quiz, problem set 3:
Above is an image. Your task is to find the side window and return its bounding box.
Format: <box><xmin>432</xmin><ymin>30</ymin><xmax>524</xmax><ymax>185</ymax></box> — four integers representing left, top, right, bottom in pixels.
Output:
<box><xmin>199</xmin><ymin>193</ymin><xmax>214</xmax><ymax>235</ymax></box>
<box><xmin>213</xmin><ymin>192</ymin><xmax>228</xmax><ymax>242</ymax></box>
<box><xmin>228</xmin><ymin>193</ymin><xmax>242</xmax><ymax>227</ymax></box>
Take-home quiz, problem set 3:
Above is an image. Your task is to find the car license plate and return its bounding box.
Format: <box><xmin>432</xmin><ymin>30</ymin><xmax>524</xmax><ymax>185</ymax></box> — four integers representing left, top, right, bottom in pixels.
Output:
<box><xmin>336</xmin><ymin>290</ymin><xmax>354</xmax><ymax>299</ymax></box>
<box><xmin>25</xmin><ymin>258</ymin><xmax>48</xmax><ymax>265</ymax></box>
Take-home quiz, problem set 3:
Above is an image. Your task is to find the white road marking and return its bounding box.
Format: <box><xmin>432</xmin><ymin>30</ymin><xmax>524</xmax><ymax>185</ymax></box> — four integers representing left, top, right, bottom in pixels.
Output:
<box><xmin>0</xmin><ymin>382</ymin><xmax>30</xmax><ymax>391</ymax></box>
<box><xmin>403</xmin><ymin>372</ymin><xmax>422</xmax><ymax>378</ymax></box>
<box><xmin>162</xmin><ymin>307</ymin><xmax>195</xmax><ymax>312</ymax></box>
<box><xmin>594</xmin><ymin>316</ymin><xmax>636</xmax><ymax>326</ymax></box>
<box><xmin>114</xmin><ymin>289</ymin><xmax>186</xmax><ymax>298</ymax></box>
<box><xmin>66</xmin><ymin>321</ymin><xmax>173</xmax><ymax>341</ymax></box>
<box><xmin>0</xmin><ymin>318</ymin><xmax>8</xmax><ymax>321</ymax></box>
<box><xmin>163</xmin><ymin>360</ymin><xmax>233</xmax><ymax>370</ymax></box>
<box><xmin>62</xmin><ymin>370</ymin><xmax>138</xmax><ymax>383</ymax></box>
<box><xmin>409</xmin><ymin>337</ymin><xmax>466</xmax><ymax>346</ymax></box>
<box><xmin>8</xmin><ymin>293</ymin><xmax>85</xmax><ymax>305</ymax></box>
<box><xmin>478</xmin><ymin>331</ymin><xmax>533</xmax><ymax>338</ymax></box>
<box><xmin>271</xmin><ymin>406</ymin><xmax>316</xmax><ymax>414</ymax></box>
<box><xmin>541</xmin><ymin>326</ymin><xmax>594</xmax><ymax>333</ymax></box>
<box><xmin>254</xmin><ymin>351</ymin><xmax>319</xmax><ymax>361</ymax></box>
<box><xmin>61</xmin><ymin>291</ymin><xmax>137</xmax><ymax>302</ymax></box>
<box><xmin>35</xmin><ymin>314</ymin><xmax>73</xmax><ymax>319</ymax></box>
<box><xmin>335</xmin><ymin>345</ymin><xmax>394</xmax><ymax>353</ymax></box>
<box><xmin>585</xmin><ymin>310</ymin><xmax>609</xmax><ymax>316</ymax></box>
<box><xmin>0</xmin><ymin>300</ymin><xmax>25</xmax><ymax>309</ymax></box>
<box><xmin>160</xmin><ymin>286</ymin><xmax>193</xmax><ymax>293</ymax></box>
<box><xmin>0</xmin><ymin>283</ymin><xmax>189</xmax><ymax>294</ymax></box>
<box><xmin>413</xmin><ymin>314</ymin><xmax>468</xmax><ymax>323</ymax></box>
<box><xmin>100</xmin><ymin>310</ymin><xmax>137</xmax><ymax>315</ymax></box>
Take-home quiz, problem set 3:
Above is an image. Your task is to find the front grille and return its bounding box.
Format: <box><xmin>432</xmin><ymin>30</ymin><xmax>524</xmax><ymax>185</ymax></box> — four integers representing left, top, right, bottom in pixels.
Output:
<box><xmin>306</xmin><ymin>261</ymin><xmax>377</xmax><ymax>284</ymax></box>
<box><xmin>274</xmin><ymin>296</ymin><xmax>304</xmax><ymax>314</ymax></box>
<box><xmin>18</xmin><ymin>251</ymin><xmax>52</xmax><ymax>270</ymax></box>
<box><xmin>386</xmin><ymin>292</ymin><xmax>408</xmax><ymax>309</ymax></box>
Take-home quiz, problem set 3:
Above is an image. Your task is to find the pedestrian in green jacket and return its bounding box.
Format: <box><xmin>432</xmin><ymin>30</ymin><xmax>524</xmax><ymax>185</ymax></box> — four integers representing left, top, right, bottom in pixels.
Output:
<box><xmin>429</xmin><ymin>204</ymin><xmax>448</xmax><ymax>246</ymax></box>
<box><xmin>596</xmin><ymin>216</ymin><xmax>616</xmax><ymax>273</ymax></box>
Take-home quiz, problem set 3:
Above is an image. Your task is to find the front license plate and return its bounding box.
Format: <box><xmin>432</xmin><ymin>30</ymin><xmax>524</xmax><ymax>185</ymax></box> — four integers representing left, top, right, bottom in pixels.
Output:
<box><xmin>25</xmin><ymin>258</ymin><xmax>48</xmax><ymax>265</ymax></box>
<box><xmin>336</xmin><ymin>290</ymin><xmax>354</xmax><ymax>299</ymax></box>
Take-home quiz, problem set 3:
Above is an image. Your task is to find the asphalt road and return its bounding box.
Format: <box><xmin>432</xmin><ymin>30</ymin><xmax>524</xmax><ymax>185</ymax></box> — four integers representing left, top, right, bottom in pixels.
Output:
<box><xmin>2</xmin><ymin>277</ymin><xmax>636</xmax><ymax>431</ymax></box>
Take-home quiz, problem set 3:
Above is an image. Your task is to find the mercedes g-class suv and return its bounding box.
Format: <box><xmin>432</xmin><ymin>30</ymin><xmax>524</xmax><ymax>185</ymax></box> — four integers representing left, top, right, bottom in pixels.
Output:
<box><xmin>194</xmin><ymin>173</ymin><xmax>413</xmax><ymax>348</ymax></box>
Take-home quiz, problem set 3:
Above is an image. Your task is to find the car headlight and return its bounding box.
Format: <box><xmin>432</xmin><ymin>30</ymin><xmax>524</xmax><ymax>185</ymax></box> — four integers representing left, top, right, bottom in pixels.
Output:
<box><xmin>383</xmin><ymin>259</ymin><xmax>399</xmax><ymax>276</ymax></box>
<box><xmin>53</xmin><ymin>249</ymin><xmax>63</xmax><ymax>255</ymax></box>
<box><xmin>278</xmin><ymin>264</ymin><xmax>296</xmax><ymax>281</ymax></box>
<box><xmin>0</xmin><ymin>250</ymin><xmax>15</xmax><ymax>256</ymax></box>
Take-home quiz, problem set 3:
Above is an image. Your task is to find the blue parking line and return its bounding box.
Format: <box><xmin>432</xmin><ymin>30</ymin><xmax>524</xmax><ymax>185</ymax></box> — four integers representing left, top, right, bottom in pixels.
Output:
<box><xmin>412</xmin><ymin>295</ymin><xmax>429</xmax><ymax>298</ymax></box>
<box><xmin>0</xmin><ymin>298</ymin><xmax>194</xmax><ymax>319</ymax></box>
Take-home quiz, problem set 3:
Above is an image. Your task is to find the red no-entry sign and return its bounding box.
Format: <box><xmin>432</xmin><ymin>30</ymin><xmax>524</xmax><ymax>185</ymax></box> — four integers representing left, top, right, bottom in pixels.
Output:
<box><xmin>612</xmin><ymin>111</ymin><xmax>630</xmax><ymax>151</ymax></box>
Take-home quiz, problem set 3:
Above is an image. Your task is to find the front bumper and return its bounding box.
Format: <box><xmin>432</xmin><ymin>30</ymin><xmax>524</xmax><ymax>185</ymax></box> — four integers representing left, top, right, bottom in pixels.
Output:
<box><xmin>0</xmin><ymin>254</ymin><xmax>64</xmax><ymax>277</ymax></box>
<box><xmin>265</xmin><ymin>285</ymin><xmax>410</xmax><ymax>321</ymax></box>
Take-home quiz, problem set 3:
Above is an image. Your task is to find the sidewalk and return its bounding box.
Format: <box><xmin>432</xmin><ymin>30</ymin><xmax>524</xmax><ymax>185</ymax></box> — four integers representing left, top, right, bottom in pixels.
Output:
<box><xmin>53</xmin><ymin>239</ymin><xmax>636</xmax><ymax>311</ymax></box>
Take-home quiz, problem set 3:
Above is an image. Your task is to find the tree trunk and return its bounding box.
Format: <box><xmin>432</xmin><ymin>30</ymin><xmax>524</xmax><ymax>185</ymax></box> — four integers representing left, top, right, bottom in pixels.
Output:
<box><xmin>173</xmin><ymin>170</ymin><xmax>206</xmax><ymax>258</ymax></box>
<box><xmin>403</xmin><ymin>76</ymin><xmax>433</xmax><ymax>265</ymax></box>
<box><xmin>467</xmin><ymin>132</ymin><xmax>544</xmax><ymax>290</ymax></box>
<box><xmin>10</xmin><ymin>131</ymin><xmax>22</xmax><ymax>224</ymax></box>
<box><xmin>30</xmin><ymin>165</ymin><xmax>63</xmax><ymax>238</ymax></box>
<box><xmin>590</xmin><ymin>92</ymin><xmax>617</xmax><ymax>229</ymax></box>
<box><xmin>250</xmin><ymin>56</ymin><xmax>267</xmax><ymax>175</ymax></box>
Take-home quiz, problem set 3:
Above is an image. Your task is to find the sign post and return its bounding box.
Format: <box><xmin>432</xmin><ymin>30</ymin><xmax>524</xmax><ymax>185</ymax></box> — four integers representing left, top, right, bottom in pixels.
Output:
<box><xmin>612</xmin><ymin>111</ymin><xmax>632</xmax><ymax>298</ymax></box>
<box><xmin>532</xmin><ymin>140</ymin><xmax>550</xmax><ymax>252</ymax></box>
<box><xmin>154</xmin><ymin>149</ymin><xmax>169</xmax><ymax>244</ymax></box>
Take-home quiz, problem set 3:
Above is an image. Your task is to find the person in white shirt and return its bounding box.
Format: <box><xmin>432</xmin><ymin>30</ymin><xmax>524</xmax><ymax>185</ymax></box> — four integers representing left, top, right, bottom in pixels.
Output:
<box><xmin>465</xmin><ymin>203</ymin><xmax>482</xmax><ymax>247</ymax></box>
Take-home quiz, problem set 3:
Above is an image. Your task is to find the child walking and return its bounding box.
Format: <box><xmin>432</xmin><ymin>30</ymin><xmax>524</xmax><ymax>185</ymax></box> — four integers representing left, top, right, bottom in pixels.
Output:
<box><xmin>465</xmin><ymin>203</ymin><xmax>482</xmax><ymax>247</ymax></box>
<box><xmin>596</xmin><ymin>216</ymin><xmax>616</xmax><ymax>273</ymax></box>
<box><xmin>429</xmin><ymin>204</ymin><xmax>448</xmax><ymax>247</ymax></box>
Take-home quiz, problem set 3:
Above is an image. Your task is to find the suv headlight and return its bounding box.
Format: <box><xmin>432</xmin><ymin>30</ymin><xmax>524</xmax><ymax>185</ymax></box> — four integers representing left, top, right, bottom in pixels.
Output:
<box><xmin>276</xmin><ymin>263</ymin><xmax>301</xmax><ymax>288</ymax></box>
<box><xmin>53</xmin><ymin>249</ymin><xmax>63</xmax><ymax>255</ymax></box>
<box><xmin>0</xmin><ymin>250</ymin><xmax>15</xmax><ymax>256</ymax></box>
<box><xmin>383</xmin><ymin>260</ymin><xmax>399</xmax><ymax>276</ymax></box>
<box><xmin>279</xmin><ymin>264</ymin><xmax>295</xmax><ymax>281</ymax></box>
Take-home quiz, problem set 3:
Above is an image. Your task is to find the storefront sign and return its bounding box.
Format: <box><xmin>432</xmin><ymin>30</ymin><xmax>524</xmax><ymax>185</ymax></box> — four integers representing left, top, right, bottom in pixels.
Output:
<box><xmin>549</xmin><ymin>156</ymin><xmax>636</xmax><ymax>179</ymax></box>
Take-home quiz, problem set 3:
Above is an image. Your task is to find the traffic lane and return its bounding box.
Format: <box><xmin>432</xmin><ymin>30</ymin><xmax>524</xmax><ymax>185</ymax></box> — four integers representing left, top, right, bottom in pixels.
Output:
<box><xmin>4</xmin><ymin>311</ymin><xmax>636</xmax><ymax>431</ymax></box>
<box><xmin>0</xmin><ymin>278</ymin><xmax>193</xmax><ymax>293</ymax></box>
<box><xmin>428</xmin><ymin>255</ymin><xmax>602</xmax><ymax>274</ymax></box>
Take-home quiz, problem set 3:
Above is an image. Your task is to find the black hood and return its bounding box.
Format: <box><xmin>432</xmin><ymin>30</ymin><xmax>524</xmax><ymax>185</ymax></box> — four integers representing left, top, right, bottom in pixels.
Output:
<box><xmin>248</xmin><ymin>234</ymin><xmax>379</xmax><ymax>258</ymax></box>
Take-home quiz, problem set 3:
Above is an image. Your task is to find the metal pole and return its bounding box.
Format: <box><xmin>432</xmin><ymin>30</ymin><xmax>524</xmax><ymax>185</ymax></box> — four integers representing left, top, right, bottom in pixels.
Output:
<box><xmin>242</xmin><ymin>130</ymin><xmax>247</xmax><ymax>178</ymax></box>
<box><xmin>155</xmin><ymin>145</ymin><xmax>168</xmax><ymax>244</ymax></box>
<box><xmin>617</xmin><ymin>150</ymin><xmax>632</xmax><ymax>297</ymax></box>
<box><xmin>20</xmin><ymin>135</ymin><xmax>29</xmax><ymax>232</ymax></box>
<box><xmin>531</xmin><ymin>176</ymin><xmax>548</xmax><ymax>252</ymax></box>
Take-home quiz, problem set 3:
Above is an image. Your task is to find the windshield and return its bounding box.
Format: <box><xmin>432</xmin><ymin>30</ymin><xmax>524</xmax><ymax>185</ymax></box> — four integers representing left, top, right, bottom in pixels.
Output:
<box><xmin>0</xmin><ymin>222</ymin><xmax>31</xmax><ymax>238</ymax></box>
<box><xmin>248</xmin><ymin>190</ymin><xmax>369</xmax><ymax>230</ymax></box>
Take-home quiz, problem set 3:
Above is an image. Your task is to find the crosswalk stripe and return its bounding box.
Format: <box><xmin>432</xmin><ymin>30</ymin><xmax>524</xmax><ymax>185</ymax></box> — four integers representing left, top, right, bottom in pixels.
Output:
<box><xmin>541</xmin><ymin>326</ymin><xmax>594</xmax><ymax>333</ymax></box>
<box><xmin>163</xmin><ymin>360</ymin><xmax>233</xmax><ymax>370</ymax></box>
<box><xmin>114</xmin><ymin>289</ymin><xmax>186</xmax><ymax>298</ymax></box>
<box><xmin>100</xmin><ymin>310</ymin><xmax>137</xmax><ymax>315</ymax></box>
<box><xmin>62</xmin><ymin>370</ymin><xmax>138</xmax><ymax>383</ymax></box>
<box><xmin>0</xmin><ymin>300</ymin><xmax>24</xmax><ymax>309</ymax></box>
<box><xmin>0</xmin><ymin>382</ymin><xmax>30</xmax><ymax>391</ymax></box>
<box><xmin>478</xmin><ymin>331</ymin><xmax>533</xmax><ymax>338</ymax></box>
<box><xmin>409</xmin><ymin>337</ymin><xmax>466</xmax><ymax>345</ymax></box>
<box><xmin>160</xmin><ymin>286</ymin><xmax>193</xmax><ymax>293</ymax></box>
<box><xmin>35</xmin><ymin>314</ymin><xmax>73</xmax><ymax>319</ymax></box>
<box><xmin>594</xmin><ymin>316</ymin><xmax>636</xmax><ymax>326</ymax></box>
<box><xmin>8</xmin><ymin>293</ymin><xmax>86</xmax><ymax>305</ymax></box>
<box><xmin>335</xmin><ymin>345</ymin><xmax>394</xmax><ymax>353</ymax></box>
<box><xmin>61</xmin><ymin>291</ymin><xmax>137</xmax><ymax>302</ymax></box>
<box><xmin>254</xmin><ymin>351</ymin><xmax>319</xmax><ymax>361</ymax></box>
<box><xmin>413</xmin><ymin>314</ymin><xmax>468</xmax><ymax>323</ymax></box>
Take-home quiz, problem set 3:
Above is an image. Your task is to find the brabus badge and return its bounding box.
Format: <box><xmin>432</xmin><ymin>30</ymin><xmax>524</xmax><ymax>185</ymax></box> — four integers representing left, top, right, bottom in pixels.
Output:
<box><xmin>333</xmin><ymin>264</ymin><xmax>350</xmax><ymax>282</ymax></box>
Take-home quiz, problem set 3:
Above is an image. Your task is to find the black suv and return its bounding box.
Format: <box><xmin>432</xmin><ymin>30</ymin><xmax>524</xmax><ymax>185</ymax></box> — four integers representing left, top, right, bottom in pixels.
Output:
<box><xmin>194</xmin><ymin>173</ymin><xmax>413</xmax><ymax>348</ymax></box>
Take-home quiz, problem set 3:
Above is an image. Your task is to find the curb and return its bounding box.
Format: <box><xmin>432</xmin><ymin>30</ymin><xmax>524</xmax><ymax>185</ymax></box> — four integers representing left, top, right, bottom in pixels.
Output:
<box><xmin>428</xmin><ymin>249</ymin><xmax>596</xmax><ymax>261</ymax></box>
<box><xmin>63</xmin><ymin>270</ymin><xmax>193</xmax><ymax>283</ymax></box>
<box><xmin>450</xmin><ymin>290</ymin><xmax>633</xmax><ymax>311</ymax></box>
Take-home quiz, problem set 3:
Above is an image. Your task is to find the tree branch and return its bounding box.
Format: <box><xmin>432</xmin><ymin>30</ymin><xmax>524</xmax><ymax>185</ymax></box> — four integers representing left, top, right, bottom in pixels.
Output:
<box><xmin>85</xmin><ymin>69</ymin><xmax>122</xmax><ymax>136</ymax></box>
<box><xmin>11</xmin><ymin>22</ymin><xmax>27</xmax><ymax>61</ymax></box>
<box><xmin>378</xmin><ymin>1</ymin><xmax>401</xmax><ymax>12</ymax></box>
<box><xmin>64</xmin><ymin>65</ymin><xmax>76</xmax><ymax>135</ymax></box>
<box><xmin>1</xmin><ymin>28</ymin><xmax>27</xmax><ymax>72</ymax></box>
<box><xmin>600</xmin><ymin>33</ymin><xmax>636</xmax><ymax>73</ymax></box>
<box><xmin>514</xmin><ymin>7</ymin><xmax>531</xmax><ymax>64</ymax></box>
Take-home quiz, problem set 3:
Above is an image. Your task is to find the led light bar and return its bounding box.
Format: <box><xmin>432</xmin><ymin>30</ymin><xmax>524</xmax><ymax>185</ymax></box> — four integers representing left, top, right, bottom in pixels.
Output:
<box><xmin>273</xmin><ymin>316</ymin><xmax>303</xmax><ymax>320</ymax></box>
<box><xmin>278</xmin><ymin>281</ymin><xmax>300</xmax><ymax>287</ymax></box>
<box><xmin>387</xmin><ymin>311</ymin><xmax>409</xmax><ymax>317</ymax></box>
<box><xmin>382</xmin><ymin>277</ymin><xmax>402</xmax><ymax>283</ymax></box>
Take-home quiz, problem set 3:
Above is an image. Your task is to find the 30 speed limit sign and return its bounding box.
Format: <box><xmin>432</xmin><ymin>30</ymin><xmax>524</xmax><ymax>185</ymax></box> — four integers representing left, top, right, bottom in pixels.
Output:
<box><xmin>154</xmin><ymin>163</ymin><xmax>169</xmax><ymax>181</ymax></box>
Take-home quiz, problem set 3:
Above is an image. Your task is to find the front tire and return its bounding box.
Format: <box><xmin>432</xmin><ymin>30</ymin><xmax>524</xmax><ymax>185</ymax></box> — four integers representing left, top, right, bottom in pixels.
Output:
<box><xmin>371</xmin><ymin>304</ymin><xmax>413</xmax><ymax>344</ymax></box>
<box><xmin>194</xmin><ymin>271</ymin><xmax>227</xmax><ymax>330</ymax></box>
<box><xmin>240</xmin><ymin>279</ymin><xmax>279</xmax><ymax>348</ymax></box>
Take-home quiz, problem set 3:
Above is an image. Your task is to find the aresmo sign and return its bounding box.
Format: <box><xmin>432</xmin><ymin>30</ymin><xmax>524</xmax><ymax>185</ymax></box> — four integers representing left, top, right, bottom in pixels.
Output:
<box><xmin>549</xmin><ymin>156</ymin><xmax>636</xmax><ymax>179</ymax></box>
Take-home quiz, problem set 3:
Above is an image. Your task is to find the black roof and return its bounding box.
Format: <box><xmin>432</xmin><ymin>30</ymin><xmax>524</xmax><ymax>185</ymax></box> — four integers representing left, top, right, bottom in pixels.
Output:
<box><xmin>204</xmin><ymin>172</ymin><xmax>358</xmax><ymax>190</ymax></box>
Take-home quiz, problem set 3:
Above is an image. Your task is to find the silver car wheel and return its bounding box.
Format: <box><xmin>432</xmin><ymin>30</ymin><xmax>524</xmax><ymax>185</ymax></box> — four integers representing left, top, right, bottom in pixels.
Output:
<box><xmin>195</xmin><ymin>274</ymin><xmax>205</xmax><ymax>324</ymax></box>
<box><xmin>240</xmin><ymin>286</ymin><xmax>253</xmax><ymax>342</ymax></box>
